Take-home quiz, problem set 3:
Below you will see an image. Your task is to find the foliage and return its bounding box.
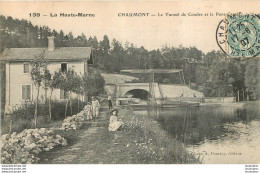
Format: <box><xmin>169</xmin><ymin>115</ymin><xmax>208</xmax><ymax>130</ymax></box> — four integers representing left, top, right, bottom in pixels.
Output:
<box><xmin>243</xmin><ymin>101</ymin><xmax>260</xmax><ymax>117</ymax></box>
<box><xmin>30</xmin><ymin>52</ymin><xmax>51</xmax><ymax>127</ymax></box>
<box><xmin>30</xmin><ymin>52</ymin><xmax>50</xmax><ymax>87</ymax></box>
<box><xmin>52</xmin><ymin>70</ymin><xmax>65</xmax><ymax>90</ymax></box>
<box><xmin>245</xmin><ymin>58</ymin><xmax>259</xmax><ymax>100</ymax></box>
<box><xmin>53</xmin><ymin>69</ymin><xmax>82</xmax><ymax>94</ymax></box>
<box><xmin>83</xmin><ymin>68</ymin><xmax>105</xmax><ymax>97</ymax></box>
<box><xmin>51</xmin><ymin>69</ymin><xmax>82</xmax><ymax>116</ymax></box>
<box><xmin>1</xmin><ymin>61</ymin><xmax>6</xmax><ymax>117</ymax></box>
<box><xmin>1</xmin><ymin>100</ymin><xmax>84</xmax><ymax>134</ymax></box>
<box><xmin>195</xmin><ymin>51</ymin><xmax>247</xmax><ymax>98</ymax></box>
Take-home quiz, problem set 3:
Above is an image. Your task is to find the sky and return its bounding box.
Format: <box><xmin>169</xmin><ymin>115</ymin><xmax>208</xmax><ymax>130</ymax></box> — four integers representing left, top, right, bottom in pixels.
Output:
<box><xmin>0</xmin><ymin>1</ymin><xmax>259</xmax><ymax>54</ymax></box>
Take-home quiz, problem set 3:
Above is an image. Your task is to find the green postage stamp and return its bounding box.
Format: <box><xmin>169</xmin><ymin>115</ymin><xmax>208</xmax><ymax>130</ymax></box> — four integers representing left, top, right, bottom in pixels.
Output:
<box><xmin>216</xmin><ymin>13</ymin><xmax>260</xmax><ymax>58</ymax></box>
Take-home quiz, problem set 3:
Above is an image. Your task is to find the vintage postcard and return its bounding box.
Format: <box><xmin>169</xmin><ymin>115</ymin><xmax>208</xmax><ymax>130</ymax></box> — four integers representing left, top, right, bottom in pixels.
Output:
<box><xmin>0</xmin><ymin>0</ymin><xmax>259</xmax><ymax>168</ymax></box>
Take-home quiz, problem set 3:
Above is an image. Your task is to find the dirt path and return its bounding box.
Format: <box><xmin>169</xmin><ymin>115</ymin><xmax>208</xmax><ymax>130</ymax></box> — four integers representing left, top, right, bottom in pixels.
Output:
<box><xmin>38</xmin><ymin>109</ymin><xmax>135</xmax><ymax>164</ymax></box>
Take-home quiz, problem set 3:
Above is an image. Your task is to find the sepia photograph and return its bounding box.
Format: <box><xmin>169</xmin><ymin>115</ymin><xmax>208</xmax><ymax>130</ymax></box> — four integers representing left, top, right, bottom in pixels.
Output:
<box><xmin>0</xmin><ymin>1</ymin><xmax>259</xmax><ymax>171</ymax></box>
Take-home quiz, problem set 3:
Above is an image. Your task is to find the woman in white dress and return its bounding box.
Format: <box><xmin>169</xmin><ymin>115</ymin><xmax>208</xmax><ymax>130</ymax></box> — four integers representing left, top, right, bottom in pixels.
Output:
<box><xmin>84</xmin><ymin>102</ymin><xmax>93</xmax><ymax>120</ymax></box>
<box><xmin>91</xmin><ymin>96</ymin><xmax>100</xmax><ymax>121</ymax></box>
<box><xmin>108</xmin><ymin>109</ymin><xmax>124</xmax><ymax>131</ymax></box>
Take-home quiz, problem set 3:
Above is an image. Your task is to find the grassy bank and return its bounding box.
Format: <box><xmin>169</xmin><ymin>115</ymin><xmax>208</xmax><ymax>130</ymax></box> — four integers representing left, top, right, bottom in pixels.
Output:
<box><xmin>117</xmin><ymin>107</ymin><xmax>200</xmax><ymax>164</ymax></box>
<box><xmin>243</xmin><ymin>101</ymin><xmax>260</xmax><ymax>115</ymax></box>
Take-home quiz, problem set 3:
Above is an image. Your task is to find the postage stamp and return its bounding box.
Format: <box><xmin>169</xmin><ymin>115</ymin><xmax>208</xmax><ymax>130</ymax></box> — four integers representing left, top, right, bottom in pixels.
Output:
<box><xmin>216</xmin><ymin>13</ymin><xmax>260</xmax><ymax>58</ymax></box>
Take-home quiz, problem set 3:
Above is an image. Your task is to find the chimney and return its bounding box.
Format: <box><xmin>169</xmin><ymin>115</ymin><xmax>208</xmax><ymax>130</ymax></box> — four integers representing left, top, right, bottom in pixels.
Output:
<box><xmin>47</xmin><ymin>36</ymin><xmax>55</xmax><ymax>51</ymax></box>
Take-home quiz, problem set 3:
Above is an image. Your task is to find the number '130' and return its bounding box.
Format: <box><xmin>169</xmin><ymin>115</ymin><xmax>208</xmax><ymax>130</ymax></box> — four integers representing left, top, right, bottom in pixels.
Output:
<box><xmin>29</xmin><ymin>13</ymin><xmax>40</xmax><ymax>17</ymax></box>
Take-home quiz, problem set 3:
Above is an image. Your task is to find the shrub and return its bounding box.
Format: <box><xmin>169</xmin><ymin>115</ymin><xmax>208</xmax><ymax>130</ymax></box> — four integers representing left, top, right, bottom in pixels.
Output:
<box><xmin>51</xmin><ymin>99</ymin><xmax>84</xmax><ymax>120</ymax></box>
<box><xmin>1</xmin><ymin>100</ymin><xmax>84</xmax><ymax>134</ymax></box>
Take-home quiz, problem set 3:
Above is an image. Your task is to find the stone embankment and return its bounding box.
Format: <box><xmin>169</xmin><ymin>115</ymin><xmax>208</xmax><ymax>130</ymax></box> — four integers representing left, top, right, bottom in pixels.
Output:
<box><xmin>1</xmin><ymin>128</ymin><xmax>67</xmax><ymax>164</ymax></box>
<box><xmin>1</xmin><ymin>110</ymin><xmax>87</xmax><ymax>164</ymax></box>
<box><xmin>61</xmin><ymin>111</ymin><xmax>86</xmax><ymax>130</ymax></box>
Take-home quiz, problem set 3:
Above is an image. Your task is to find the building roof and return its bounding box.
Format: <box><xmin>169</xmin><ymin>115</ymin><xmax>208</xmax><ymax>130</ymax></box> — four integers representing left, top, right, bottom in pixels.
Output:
<box><xmin>0</xmin><ymin>47</ymin><xmax>92</xmax><ymax>62</ymax></box>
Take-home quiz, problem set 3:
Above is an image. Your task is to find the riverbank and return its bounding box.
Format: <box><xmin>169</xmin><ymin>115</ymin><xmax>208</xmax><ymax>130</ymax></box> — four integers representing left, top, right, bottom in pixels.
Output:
<box><xmin>200</xmin><ymin>102</ymin><xmax>245</xmax><ymax>108</ymax></box>
<box><xmin>242</xmin><ymin>101</ymin><xmax>260</xmax><ymax>115</ymax></box>
<box><xmin>38</xmin><ymin>106</ymin><xmax>200</xmax><ymax>164</ymax></box>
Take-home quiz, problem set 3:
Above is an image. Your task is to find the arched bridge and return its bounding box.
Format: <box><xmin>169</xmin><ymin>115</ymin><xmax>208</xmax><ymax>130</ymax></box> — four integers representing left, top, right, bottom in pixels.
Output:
<box><xmin>113</xmin><ymin>82</ymin><xmax>204</xmax><ymax>105</ymax></box>
<box><xmin>115</xmin><ymin>83</ymin><xmax>163</xmax><ymax>99</ymax></box>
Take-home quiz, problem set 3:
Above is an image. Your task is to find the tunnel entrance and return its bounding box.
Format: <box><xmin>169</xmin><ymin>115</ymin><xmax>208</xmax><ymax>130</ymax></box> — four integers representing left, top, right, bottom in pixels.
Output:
<box><xmin>124</xmin><ymin>89</ymin><xmax>151</xmax><ymax>100</ymax></box>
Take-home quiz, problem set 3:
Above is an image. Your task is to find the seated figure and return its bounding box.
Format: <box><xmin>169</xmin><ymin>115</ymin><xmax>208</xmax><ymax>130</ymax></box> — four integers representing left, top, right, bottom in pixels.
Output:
<box><xmin>108</xmin><ymin>109</ymin><xmax>124</xmax><ymax>131</ymax></box>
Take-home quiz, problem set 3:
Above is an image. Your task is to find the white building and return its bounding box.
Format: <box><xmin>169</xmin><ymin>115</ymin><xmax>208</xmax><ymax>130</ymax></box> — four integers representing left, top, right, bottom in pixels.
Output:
<box><xmin>0</xmin><ymin>36</ymin><xmax>93</xmax><ymax>113</ymax></box>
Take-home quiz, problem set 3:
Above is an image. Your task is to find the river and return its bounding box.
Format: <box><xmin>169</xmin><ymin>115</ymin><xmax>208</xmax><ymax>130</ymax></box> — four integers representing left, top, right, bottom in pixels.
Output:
<box><xmin>133</xmin><ymin>104</ymin><xmax>260</xmax><ymax>164</ymax></box>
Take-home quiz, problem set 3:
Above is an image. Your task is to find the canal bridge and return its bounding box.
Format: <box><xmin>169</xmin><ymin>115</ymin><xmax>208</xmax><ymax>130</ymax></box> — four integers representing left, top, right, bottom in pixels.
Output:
<box><xmin>115</xmin><ymin>83</ymin><xmax>163</xmax><ymax>98</ymax></box>
<box><xmin>107</xmin><ymin>69</ymin><xmax>204</xmax><ymax>105</ymax></box>
<box><xmin>115</xmin><ymin>83</ymin><xmax>163</xmax><ymax>105</ymax></box>
<box><xmin>112</xmin><ymin>82</ymin><xmax>204</xmax><ymax>105</ymax></box>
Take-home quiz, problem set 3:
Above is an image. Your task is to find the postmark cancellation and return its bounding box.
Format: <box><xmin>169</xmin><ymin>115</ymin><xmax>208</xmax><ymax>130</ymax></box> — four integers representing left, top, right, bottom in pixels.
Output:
<box><xmin>216</xmin><ymin>13</ymin><xmax>260</xmax><ymax>58</ymax></box>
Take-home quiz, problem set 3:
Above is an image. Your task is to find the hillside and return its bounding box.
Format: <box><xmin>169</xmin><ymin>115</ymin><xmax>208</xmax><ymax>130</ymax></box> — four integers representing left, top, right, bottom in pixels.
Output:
<box><xmin>101</xmin><ymin>73</ymin><xmax>138</xmax><ymax>84</ymax></box>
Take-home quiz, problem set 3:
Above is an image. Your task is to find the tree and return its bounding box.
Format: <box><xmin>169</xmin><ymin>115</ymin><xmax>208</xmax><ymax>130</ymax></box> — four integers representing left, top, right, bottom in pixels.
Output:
<box><xmin>0</xmin><ymin>15</ymin><xmax>7</xmax><ymax>53</ymax></box>
<box><xmin>83</xmin><ymin>68</ymin><xmax>105</xmax><ymax>100</ymax></box>
<box><xmin>44</xmin><ymin>70</ymin><xmax>63</xmax><ymax>119</ymax></box>
<box><xmin>111</xmin><ymin>39</ymin><xmax>124</xmax><ymax>72</ymax></box>
<box><xmin>76</xmin><ymin>33</ymin><xmax>87</xmax><ymax>47</ymax></box>
<box><xmin>245</xmin><ymin>58</ymin><xmax>259</xmax><ymax>100</ymax></box>
<box><xmin>56</xmin><ymin>30</ymin><xmax>65</xmax><ymax>47</ymax></box>
<box><xmin>203</xmin><ymin>52</ymin><xmax>234</xmax><ymax>97</ymax></box>
<box><xmin>88</xmin><ymin>36</ymin><xmax>99</xmax><ymax>50</ymax></box>
<box><xmin>195</xmin><ymin>62</ymin><xmax>209</xmax><ymax>86</ymax></box>
<box><xmin>100</xmin><ymin>35</ymin><xmax>110</xmax><ymax>54</ymax></box>
<box><xmin>52</xmin><ymin>69</ymin><xmax>82</xmax><ymax>117</ymax></box>
<box><xmin>52</xmin><ymin>70</ymin><xmax>66</xmax><ymax>116</ymax></box>
<box><xmin>6</xmin><ymin>16</ymin><xmax>14</xmax><ymax>34</ymax></box>
<box><xmin>67</xmin><ymin>32</ymin><xmax>75</xmax><ymax>47</ymax></box>
<box><xmin>71</xmin><ymin>73</ymin><xmax>83</xmax><ymax>111</ymax></box>
<box><xmin>1</xmin><ymin>61</ymin><xmax>6</xmax><ymax>117</ymax></box>
<box><xmin>66</xmin><ymin>69</ymin><xmax>82</xmax><ymax>114</ymax></box>
<box><xmin>30</xmin><ymin>51</ymin><xmax>50</xmax><ymax>127</ymax></box>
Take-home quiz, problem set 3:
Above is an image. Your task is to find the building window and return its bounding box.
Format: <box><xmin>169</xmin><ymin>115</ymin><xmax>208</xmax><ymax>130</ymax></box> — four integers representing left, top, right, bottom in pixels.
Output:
<box><xmin>22</xmin><ymin>85</ymin><xmax>31</xmax><ymax>101</ymax></box>
<box><xmin>24</xmin><ymin>64</ymin><xmax>30</xmax><ymax>73</ymax></box>
<box><xmin>61</xmin><ymin>63</ymin><xmax>67</xmax><ymax>72</ymax></box>
<box><xmin>60</xmin><ymin>89</ymin><xmax>69</xmax><ymax>99</ymax></box>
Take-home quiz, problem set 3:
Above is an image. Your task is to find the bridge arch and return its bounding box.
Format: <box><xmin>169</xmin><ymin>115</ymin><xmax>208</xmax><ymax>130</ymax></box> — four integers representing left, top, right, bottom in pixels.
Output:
<box><xmin>123</xmin><ymin>89</ymin><xmax>151</xmax><ymax>100</ymax></box>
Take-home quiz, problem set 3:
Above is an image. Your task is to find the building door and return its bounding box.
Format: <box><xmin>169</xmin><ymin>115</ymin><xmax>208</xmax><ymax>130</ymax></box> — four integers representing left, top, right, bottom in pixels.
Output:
<box><xmin>61</xmin><ymin>63</ymin><xmax>67</xmax><ymax>72</ymax></box>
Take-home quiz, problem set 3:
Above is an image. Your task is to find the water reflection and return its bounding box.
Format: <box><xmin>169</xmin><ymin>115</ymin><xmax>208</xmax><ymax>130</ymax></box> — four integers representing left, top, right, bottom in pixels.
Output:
<box><xmin>134</xmin><ymin>105</ymin><xmax>260</xmax><ymax>163</ymax></box>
